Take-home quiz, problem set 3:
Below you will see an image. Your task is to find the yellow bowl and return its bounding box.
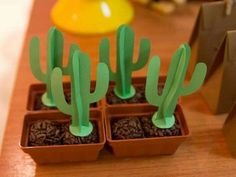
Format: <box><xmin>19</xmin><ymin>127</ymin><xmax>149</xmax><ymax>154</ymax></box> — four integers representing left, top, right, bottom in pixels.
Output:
<box><xmin>51</xmin><ymin>0</ymin><xmax>134</xmax><ymax>35</ymax></box>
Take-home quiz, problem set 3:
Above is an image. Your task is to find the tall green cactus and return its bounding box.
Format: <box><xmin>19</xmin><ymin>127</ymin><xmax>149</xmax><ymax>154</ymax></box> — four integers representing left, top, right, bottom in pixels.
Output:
<box><xmin>29</xmin><ymin>27</ymin><xmax>79</xmax><ymax>107</ymax></box>
<box><xmin>99</xmin><ymin>25</ymin><xmax>151</xmax><ymax>99</ymax></box>
<box><xmin>51</xmin><ymin>50</ymin><xmax>109</xmax><ymax>137</ymax></box>
<box><xmin>145</xmin><ymin>44</ymin><xmax>207</xmax><ymax>129</ymax></box>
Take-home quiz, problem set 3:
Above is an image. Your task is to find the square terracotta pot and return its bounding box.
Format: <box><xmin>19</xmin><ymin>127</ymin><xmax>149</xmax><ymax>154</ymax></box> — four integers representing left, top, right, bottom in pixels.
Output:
<box><xmin>20</xmin><ymin>110</ymin><xmax>105</xmax><ymax>164</ymax></box>
<box><xmin>102</xmin><ymin>77</ymin><xmax>166</xmax><ymax>108</ymax></box>
<box><xmin>27</xmin><ymin>82</ymin><xmax>100</xmax><ymax>111</ymax></box>
<box><xmin>105</xmin><ymin>105</ymin><xmax>190</xmax><ymax>157</ymax></box>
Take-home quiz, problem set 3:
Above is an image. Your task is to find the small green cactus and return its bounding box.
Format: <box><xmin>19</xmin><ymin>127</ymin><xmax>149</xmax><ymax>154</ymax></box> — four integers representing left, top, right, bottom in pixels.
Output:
<box><xmin>29</xmin><ymin>27</ymin><xmax>79</xmax><ymax>107</ymax></box>
<box><xmin>99</xmin><ymin>25</ymin><xmax>151</xmax><ymax>99</ymax></box>
<box><xmin>51</xmin><ymin>50</ymin><xmax>109</xmax><ymax>137</ymax></box>
<box><xmin>145</xmin><ymin>44</ymin><xmax>207</xmax><ymax>129</ymax></box>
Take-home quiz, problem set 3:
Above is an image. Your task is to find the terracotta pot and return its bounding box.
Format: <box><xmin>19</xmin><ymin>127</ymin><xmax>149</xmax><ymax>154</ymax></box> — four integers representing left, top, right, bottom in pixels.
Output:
<box><xmin>105</xmin><ymin>105</ymin><xmax>190</xmax><ymax>157</ymax></box>
<box><xmin>102</xmin><ymin>76</ymin><xmax>166</xmax><ymax>108</ymax></box>
<box><xmin>27</xmin><ymin>82</ymin><xmax>100</xmax><ymax>111</ymax></box>
<box><xmin>20</xmin><ymin>110</ymin><xmax>105</xmax><ymax>164</ymax></box>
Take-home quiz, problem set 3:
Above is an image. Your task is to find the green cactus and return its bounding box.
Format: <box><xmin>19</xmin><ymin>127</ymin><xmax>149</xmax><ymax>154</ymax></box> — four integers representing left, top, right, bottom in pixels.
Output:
<box><xmin>99</xmin><ymin>25</ymin><xmax>151</xmax><ymax>99</ymax></box>
<box><xmin>145</xmin><ymin>44</ymin><xmax>207</xmax><ymax>129</ymax></box>
<box><xmin>29</xmin><ymin>27</ymin><xmax>79</xmax><ymax>107</ymax></box>
<box><xmin>51</xmin><ymin>50</ymin><xmax>109</xmax><ymax>137</ymax></box>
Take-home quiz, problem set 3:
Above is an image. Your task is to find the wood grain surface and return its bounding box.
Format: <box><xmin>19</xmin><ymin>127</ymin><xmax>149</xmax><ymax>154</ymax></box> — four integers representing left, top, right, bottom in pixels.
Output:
<box><xmin>0</xmin><ymin>0</ymin><xmax>235</xmax><ymax>177</ymax></box>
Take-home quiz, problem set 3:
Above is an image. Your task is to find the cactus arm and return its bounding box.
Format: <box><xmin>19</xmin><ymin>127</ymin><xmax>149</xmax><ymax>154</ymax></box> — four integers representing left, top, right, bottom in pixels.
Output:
<box><xmin>89</xmin><ymin>63</ymin><xmax>109</xmax><ymax>103</ymax></box>
<box><xmin>29</xmin><ymin>37</ymin><xmax>47</xmax><ymax>82</ymax></box>
<box><xmin>180</xmin><ymin>63</ymin><xmax>207</xmax><ymax>96</ymax></box>
<box><xmin>132</xmin><ymin>38</ymin><xmax>151</xmax><ymax>71</ymax></box>
<box><xmin>51</xmin><ymin>68</ymin><xmax>72</xmax><ymax>115</ymax></box>
<box><xmin>145</xmin><ymin>56</ymin><xmax>162</xmax><ymax>106</ymax></box>
<box><xmin>99</xmin><ymin>38</ymin><xmax>116</xmax><ymax>81</ymax></box>
<box><xmin>63</xmin><ymin>44</ymin><xmax>80</xmax><ymax>74</ymax></box>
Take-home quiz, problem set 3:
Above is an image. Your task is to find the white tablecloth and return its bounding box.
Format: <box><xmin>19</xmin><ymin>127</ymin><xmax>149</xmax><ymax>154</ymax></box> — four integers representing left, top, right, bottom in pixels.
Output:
<box><xmin>0</xmin><ymin>0</ymin><xmax>33</xmax><ymax>153</ymax></box>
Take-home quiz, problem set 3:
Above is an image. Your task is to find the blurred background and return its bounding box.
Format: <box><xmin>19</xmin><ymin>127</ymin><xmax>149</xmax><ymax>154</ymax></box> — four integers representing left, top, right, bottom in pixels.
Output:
<box><xmin>0</xmin><ymin>0</ymin><xmax>32</xmax><ymax>152</ymax></box>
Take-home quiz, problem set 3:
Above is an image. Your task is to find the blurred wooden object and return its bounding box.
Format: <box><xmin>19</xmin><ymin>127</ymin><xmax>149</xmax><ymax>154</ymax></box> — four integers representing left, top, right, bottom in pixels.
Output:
<box><xmin>151</xmin><ymin>1</ymin><xmax>176</xmax><ymax>14</ymax></box>
<box><xmin>133</xmin><ymin>0</ymin><xmax>186</xmax><ymax>14</ymax></box>
<box><xmin>0</xmin><ymin>0</ymin><xmax>236</xmax><ymax>177</ymax></box>
<box><xmin>223</xmin><ymin>103</ymin><xmax>236</xmax><ymax>157</ymax></box>
<box><xmin>224</xmin><ymin>0</ymin><xmax>235</xmax><ymax>15</ymax></box>
<box><xmin>200</xmin><ymin>31</ymin><xmax>236</xmax><ymax>114</ymax></box>
<box><xmin>189</xmin><ymin>1</ymin><xmax>236</xmax><ymax>114</ymax></box>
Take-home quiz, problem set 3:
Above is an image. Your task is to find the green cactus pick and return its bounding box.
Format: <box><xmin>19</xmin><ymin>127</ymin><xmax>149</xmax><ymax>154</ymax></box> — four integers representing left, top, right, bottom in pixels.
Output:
<box><xmin>29</xmin><ymin>27</ymin><xmax>79</xmax><ymax>107</ymax></box>
<box><xmin>145</xmin><ymin>43</ymin><xmax>207</xmax><ymax>129</ymax></box>
<box><xmin>51</xmin><ymin>50</ymin><xmax>109</xmax><ymax>137</ymax></box>
<box><xmin>100</xmin><ymin>25</ymin><xmax>151</xmax><ymax>99</ymax></box>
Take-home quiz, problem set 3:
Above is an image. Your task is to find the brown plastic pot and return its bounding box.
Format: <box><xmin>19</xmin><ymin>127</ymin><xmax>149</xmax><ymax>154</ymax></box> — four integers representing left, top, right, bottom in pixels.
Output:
<box><xmin>27</xmin><ymin>82</ymin><xmax>100</xmax><ymax>111</ymax></box>
<box><xmin>105</xmin><ymin>105</ymin><xmax>190</xmax><ymax>157</ymax></box>
<box><xmin>20</xmin><ymin>110</ymin><xmax>105</xmax><ymax>164</ymax></box>
<box><xmin>102</xmin><ymin>76</ymin><xmax>166</xmax><ymax>107</ymax></box>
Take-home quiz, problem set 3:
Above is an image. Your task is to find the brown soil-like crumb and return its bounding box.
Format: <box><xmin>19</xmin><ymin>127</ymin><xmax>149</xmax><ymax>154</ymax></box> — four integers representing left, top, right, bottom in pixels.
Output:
<box><xmin>80</xmin><ymin>125</ymin><xmax>99</xmax><ymax>144</ymax></box>
<box><xmin>29</xmin><ymin>120</ymin><xmax>62</xmax><ymax>146</ymax></box>
<box><xmin>106</xmin><ymin>85</ymin><xmax>163</xmax><ymax>105</ymax></box>
<box><xmin>140</xmin><ymin>116</ymin><xmax>181</xmax><ymax>137</ymax></box>
<box><xmin>33</xmin><ymin>92</ymin><xmax>97</xmax><ymax>110</ymax></box>
<box><xmin>111</xmin><ymin>115</ymin><xmax>181</xmax><ymax>140</ymax></box>
<box><xmin>28</xmin><ymin>120</ymin><xmax>99</xmax><ymax>146</ymax></box>
<box><xmin>111</xmin><ymin>117</ymin><xmax>145</xmax><ymax>140</ymax></box>
<box><xmin>61</xmin><ymin>123</ymin><xmax>82</xmax><ymax>145</ymax></box>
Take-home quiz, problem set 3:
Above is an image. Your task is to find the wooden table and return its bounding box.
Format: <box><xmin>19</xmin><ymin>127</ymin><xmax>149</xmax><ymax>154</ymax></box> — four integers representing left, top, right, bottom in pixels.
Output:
<box><xmin>0</xmin><ymin>0</ymin><xmax>235</xmax><ymax>176</ymax></box>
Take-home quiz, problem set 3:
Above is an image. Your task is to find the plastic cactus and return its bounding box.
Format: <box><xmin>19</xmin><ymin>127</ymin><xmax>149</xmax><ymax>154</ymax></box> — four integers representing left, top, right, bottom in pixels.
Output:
<box><xmin>145</xmin><ymin>44</ymin><xmax>207</xmax><ymax>129</ymax></box>
<box><xmin>99</xmin><ymin>25</ymin><xmax>151</xmax><ymax>99</ymax></box>
<box><xmin>51</xmin><ymin>50</ymin><xmax>109</xmax><ymax>137</ymax></box>
<box><xmin>29</xmin><ymin>27</ymin><xmax>79</xmax><ymax>107</ymax></box>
